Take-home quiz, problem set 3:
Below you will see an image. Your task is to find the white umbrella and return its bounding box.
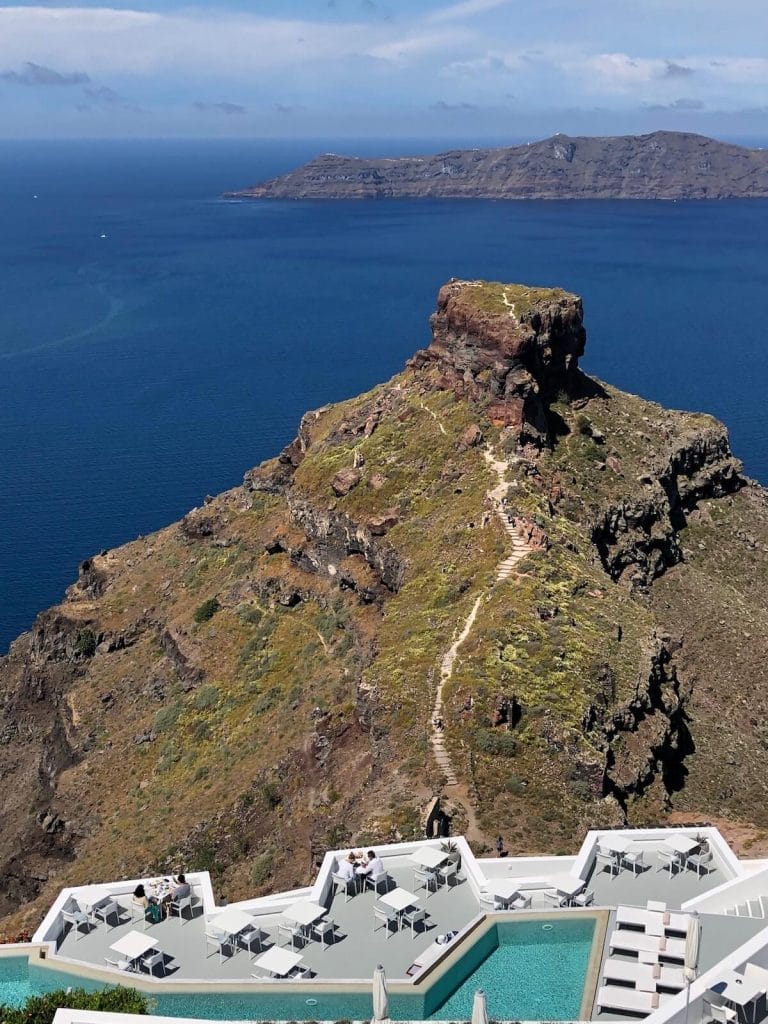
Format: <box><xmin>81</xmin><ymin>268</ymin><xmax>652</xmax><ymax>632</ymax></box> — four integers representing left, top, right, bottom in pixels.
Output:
<box><xmin>372</xmin><ymin>963</ymin><xmax>389</xmax><ymax>1023</ymax></box>
<box><xmin>472</xmin><ymin>989</ymin><xmax>489</xmax><ymax>1024</ymax></box>
<box><xmin>684</xmin><ymin>912</ymin><xmax>701</xmax><ymax>1024</ymax></box>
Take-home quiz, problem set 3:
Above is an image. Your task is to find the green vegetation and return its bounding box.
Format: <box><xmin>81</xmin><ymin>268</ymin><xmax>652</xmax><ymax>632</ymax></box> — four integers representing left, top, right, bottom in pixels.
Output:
<box><xmin>0</xmin><ymin>987</ymin><xmax>148</xmax><ymax>1024</ymax></box>
<box><xmin>459</xmin><ymin>280</ymin><xmax>572</xmax><ymax>318</ymax></box>
<box><xmin>74</xmin><ymin>628</ymin><xmax>97</xmax><ymax>658</ymax></box>
<box><xmin>193</xmin><ymin>596</ymin><xmax>220</xmax><ymax>623</ymax></box>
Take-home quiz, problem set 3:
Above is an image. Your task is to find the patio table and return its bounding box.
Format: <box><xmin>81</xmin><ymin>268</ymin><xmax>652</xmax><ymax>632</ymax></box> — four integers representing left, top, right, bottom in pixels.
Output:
<box><xmin>600</xmin><ymin>836</ymin><xmax>632</xmax><ymax>856</ymax></box>
<box><xmin>663</xmin><ymin>835</ymin><xmax>700</xmax><ymax>857</ymax></box>
<box><xmin>76</xmin><ymin>886</ymin><xmax>113</xmax><ymax>914</ymax></box>
<box><xmin>254</xmin><ymin>946</ymin><xmax>304</xmax><ymax>978</ymax></box>
<box><xmin>715</xmin><ymin>971</ymin><xmax>765</xmax><ymax>1024</ymax></box>
<box><xmin>283</xmin><ymin>901</ymin><xmax>326</xmax><ymax>928</ymax></box>
<box><xmin>110</xmin><ymin>930</ymin><xmax>158</xmax><ymax>968</ymax></box>
<box><xmin>410</xmin><ymin>847</ymin><xmax>448</xmax><ymax>870</ymax></box>
<box><xmin>208</xmin><ymin>908</ymin><xmax>257</xmax><ymax>945</ymax></box>
<box><xmin>381</xmin><ymin>887</ymin><xmax>418</xmax><ymax>914</ymax></box>
<box><xmin>555</xmin><ymin>878</ymin><xmax>586</xmax><ymax>904</ymax></box>
<box><xmin>489</xmin><ymin>880</ymin><xmax>525</xmax><ymax>901</ymax></box>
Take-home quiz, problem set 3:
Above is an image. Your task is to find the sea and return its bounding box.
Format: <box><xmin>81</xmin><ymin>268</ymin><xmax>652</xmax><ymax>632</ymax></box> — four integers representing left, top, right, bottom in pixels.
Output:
<box><xmin>1</xmin><ymin>137</ymin><xmax>768</xmax><ymax>653</ymax></box>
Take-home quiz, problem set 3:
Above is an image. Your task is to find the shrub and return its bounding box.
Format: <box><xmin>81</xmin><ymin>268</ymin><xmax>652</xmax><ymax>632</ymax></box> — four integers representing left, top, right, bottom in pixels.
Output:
<box><xmin>74</xmin><ymin>628</ymin><xmax>97</xmax><ymax>658</ymax></box>
<box><xmin>154</xmin><ymin>703</ymin><xmax>182</xmax><ymax>733</ymax></box>
<box><xmin>194</xmin><ymin>685</ymin><xmax>220</xmax><ymax>710</ymax></box>
<box><xmin>474</xmin><ymin>729</ymin><xmax>518</xmax><ymax>758</ymax></box>
<box><xmin>252</xmin><ymin>848</ymin><xmax>275</xmax><ymax>885</ymax></box>
<box><xmin>0</xmin><ymin>986</ymin><xmax>148</xmax><ymax>1024</ymax></box>
<box><xmin>193</xmin><ymin>597</ymin><xmax>220</xmax><ymax>624</ymax></box>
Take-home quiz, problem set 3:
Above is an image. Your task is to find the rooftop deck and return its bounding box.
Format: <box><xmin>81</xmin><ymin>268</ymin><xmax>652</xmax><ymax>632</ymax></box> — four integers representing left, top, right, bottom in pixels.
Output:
<box><xmin>55</xmin><ymin>855</ymin><xmax>480</xmax><ymax>984</ymax></box>
<box><xmin>588</xmin><ymin>843</ymin><xmax>731</xmax><ymax>910</ymax></box>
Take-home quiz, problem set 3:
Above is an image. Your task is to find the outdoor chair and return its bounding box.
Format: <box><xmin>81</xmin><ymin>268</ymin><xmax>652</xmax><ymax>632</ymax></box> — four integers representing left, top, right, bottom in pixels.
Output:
<box><xmin>92</xmin><ymin>899</ymin><xmax>122</xmax><ymax>931</ymax></box>
<box><xmin>311</xmin><ymin>919</ymin><xmax>336</xmax><ymax>950</ymax></box>
<box><xmin>373</xmin><ymin>903</ymin><xmax>398</xmax><ymax>938</ymax></box>
<box><xmin>543</xmin><ymin>889</ymin><xmax>568</xmax><ymax>907</ymax></box>
<box><xmin>706</xmin><ymin>1002</ymin><xmax>738</xmax><ymax>1024</ymax></box>
<box><xmin>414</xmin><ymin>867</ymin><xmax>438</xmax><ymax>898</ymax></box>
<box><xmin>61</xmin><ymin>908</ymin><xmax>90</xmax><ymax>940</ymax></box>
<box><xmin>687</xmin><ymin>850</ymin><xmax>714</xmax><ymax>877</ymax></box>
<box><xmin>478</xmin><ymin>891</ymin><xmax>504</xmax><ymax>911</ymax></box>
<box><xmin>204</xmin><ymin>928</ymin><xmax>231</xmax><ymax>964</ymax></box>
<box><xmin>238</xmin><ymin>927</ymin><xmax>266</xmax><ymax>958</ymax></box>
<box><xmin>402</xmin><ymin>907</ymin><xmax>427</xmax><ymax>938</ymax></box>
<box><xmin>571</xmin><ymin>888</ymin><xmax>595</xmax><ymax>907</ymax></box>
<box><xmin>332</xmin><ymin>871</ymin><xmax>355</xmax><ymax>903</ymax></box>
<box><xmin>438</xmin><ymin>862</ymin><xmax>459</xmax><ymax>888</ymax></box>
<box><xmin>658</xmin><ymin>849</ymin><xmax>683</xmax><ymax>876</ymax></box>
<box><xmin>168</xmin><ymin>893</ymin><xmax>195</xmax><ymax>923</ymax></box>
<box><xmin>278</xmin><ymin>920</ymin><xmax>305</xmax><ymax>949</ymax></box>
<box><xmin>595</xmin><ymin>849</ymin><xmax>620</xmax><ymax>878</ymax></box>
<box><xmin>622</xmin><ymin>850</ymin><xmax>645</xmax><ymax>876</ymax></box>
<box><xmin>104</xmin><ymin>956</ymin><xmax>132</xmax><ymax>972</ymax></box>
<box><xmin>141</xmin><ymin>951</ymin><xmax>166</xmax><ymax>977</ymax></box>
<box><xmin>509</xmin><ymin>893</ymin><xmax>531</xmax><ymax>910</ymax></box>
<box><xmin>365</xmin><ymin>870</ymin><xmax>392</xmax><ymax>896</ymax></box>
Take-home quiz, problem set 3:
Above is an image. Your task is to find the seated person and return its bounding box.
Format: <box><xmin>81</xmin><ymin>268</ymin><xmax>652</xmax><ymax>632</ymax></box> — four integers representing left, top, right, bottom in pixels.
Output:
<box><xmin>336</xmin><ymin>852</ymin><xmax>357</xmax><ymax>883</ymax></box>
<box><xmin>170</xmin><ymin>873</ymin><xmax>191</xmax><ymax>900</ymax></box>
<box><xmin>132</xmin><ymin>883</ymin><xmax>149</xmax><ymax>911</ymax></box>
<box><xmin>360</xmin><ymin>849</ymin><xmax>385</xmax><ymax>879</ymax></box>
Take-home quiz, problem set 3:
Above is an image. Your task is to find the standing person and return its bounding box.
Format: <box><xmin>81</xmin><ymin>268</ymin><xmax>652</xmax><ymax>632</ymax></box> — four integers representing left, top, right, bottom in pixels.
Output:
<box><xmin>496</xmin><ymin>836</ymin><xmax>505</xmax><ymax>857</ymax></box>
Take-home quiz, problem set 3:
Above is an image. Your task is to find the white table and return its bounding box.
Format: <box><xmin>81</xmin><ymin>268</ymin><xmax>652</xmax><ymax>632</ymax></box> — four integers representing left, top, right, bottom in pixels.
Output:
<box><xmin>489</xmin><ymin>880</ymin><xmax>524</xmax><ymax>901</ymax></box>
<box><xmin>254</xmin><ymin>946</ymin><xmax>304</xmax><ymax>978</ymax></box>
<box><xmin>600</xmin><ymin>836</ymin><xmax>632</xmax><ymax>855</ymax></box>
<box><xmin>110</xmin><ymin>931</ymin><xmax>158</xmax><ymax>965</ymax></box>
<box><xmin>664</xmin><ymin>835</ymin><xmax>700</xmax><ymax>857</ymax></box>
<box><xmin>556</xmin><ymin>878</ymin><xmax>586</xmax><ymax>902</ymax></box>
<box><xmin>208</xmin><ymin>908</ymin><xmax>256</xmax><ymax>940</ymax></box>
<box><xmin>716</xmin><ymin>971</ymin><xmax>765</xmax><ymax>1024</ymax></box>
<box><xmin>381</xmin><ymin>888</ymin><xmax>418</xmax><ymax>913</ymax></box>
<box><xmin>410</xmin><ymin>847</ymin><xmax>447</xmax><ymax>870</ymax></box>
<box><xmin>283</xmin><ymin>901</ymin><xmax>326</xmax><ymax>928</ymax></box>
<box><xmin>76</xmin><ymin>886</ymin><xmax>113</xmax><ymax>914</ymax></box>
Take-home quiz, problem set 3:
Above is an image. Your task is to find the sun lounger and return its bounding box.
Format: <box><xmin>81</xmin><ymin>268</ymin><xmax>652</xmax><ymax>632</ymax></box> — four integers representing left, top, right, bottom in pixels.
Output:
<box><xmin>597</xmin><ymin>984</ymin><xmax>670</xmax><ymax>1015</ymax></box>
<box><xmin>616</xmin><ymin>905</ymin><xmax>690</xmax><ymax>935</ymax></box>
<box><xmin>603</xmin><ymin>957</ymin><xmax>684</xmax><ymax>991</ymax></box>
<box><xmin>609</xmin><ymin>928</ymin><xmax>686</xmax><ymax>961</ymax></box>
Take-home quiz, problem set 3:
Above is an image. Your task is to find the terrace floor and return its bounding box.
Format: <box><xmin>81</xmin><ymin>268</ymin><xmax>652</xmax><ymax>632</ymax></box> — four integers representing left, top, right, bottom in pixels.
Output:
<box><xmin>55</xmin><ymin>855</ymin><xmax>481</xmax><ymax>984</ymax></box>
<box><xmin>588</xmin><ymin>847</ymin><xmax>730</xmax><ymax>910</ymax></box>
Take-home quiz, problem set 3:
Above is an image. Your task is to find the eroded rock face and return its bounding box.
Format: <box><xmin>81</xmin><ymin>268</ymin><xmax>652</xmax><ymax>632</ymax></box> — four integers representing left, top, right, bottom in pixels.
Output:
<box><xmin>409</xmin><ymin>279</ymin><xmax>586</xmax><ymax>445</ymax></box>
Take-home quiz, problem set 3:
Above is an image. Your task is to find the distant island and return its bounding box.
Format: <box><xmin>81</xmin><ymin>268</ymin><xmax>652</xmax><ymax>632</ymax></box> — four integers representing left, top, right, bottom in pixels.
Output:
<box><xmin>226</xmin><ymin>130</ymin><xmax>768</xmax><ymax>201</ymax></box>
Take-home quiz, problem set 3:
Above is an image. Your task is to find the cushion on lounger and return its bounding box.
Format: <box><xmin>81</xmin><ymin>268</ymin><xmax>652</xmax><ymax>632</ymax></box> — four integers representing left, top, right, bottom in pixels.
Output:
<box><xmin>659</xmin><ymin>937</ymin><xmax>667</xmax><ymax>950</ymax></box>
<box><xmin>653</xmin><ymin>964</ymin><xmax>661</xmax><ymax>978</ymax></box>
<box><xmin>652</xmin><ymin>994</ymin><xmax>660</xmax><ymax>1008</ymax></box>
<box><xmin>663</xmin><ymin>912</ymin><xmax>671</xmax><ymax>925</ymax></box>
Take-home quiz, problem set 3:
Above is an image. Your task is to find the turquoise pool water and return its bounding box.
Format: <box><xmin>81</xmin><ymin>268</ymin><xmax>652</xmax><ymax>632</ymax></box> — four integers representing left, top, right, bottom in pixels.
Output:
<box><xmin>0</xmin><ymin>919</ymin><xmax>596</xmax><ymax>1020</ymax></box>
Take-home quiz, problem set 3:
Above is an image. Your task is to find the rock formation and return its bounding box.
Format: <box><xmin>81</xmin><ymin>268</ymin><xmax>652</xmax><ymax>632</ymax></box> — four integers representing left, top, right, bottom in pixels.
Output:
<box><xmin>227</xmin><ymin>131</ymin><xmax>768</xmax><ymax>201</ymax></box>
<box><xmin>1</xmin><ymin>279</ymin><xmax>767</xmax><ymax>937</ymax></box>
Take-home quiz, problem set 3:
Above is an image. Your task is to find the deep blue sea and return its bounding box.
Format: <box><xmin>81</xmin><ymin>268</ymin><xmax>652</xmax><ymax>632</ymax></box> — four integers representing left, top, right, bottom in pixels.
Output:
<box><xmin>1</xmin><ymin>137</ymin><xmax>767</xmax><ymax>652</ymax></box>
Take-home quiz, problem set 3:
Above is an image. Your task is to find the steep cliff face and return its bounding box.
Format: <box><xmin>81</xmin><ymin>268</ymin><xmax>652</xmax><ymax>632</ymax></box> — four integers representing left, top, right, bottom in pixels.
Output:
<box><xmin>227</xmin><ymin>131</ymin><xmax>768</xmax><ymax>201</ymax></box>
<box><xmin>1</xmin><ymin>279</ymin><xmax>767</xmax><ymax>934</ymax></box>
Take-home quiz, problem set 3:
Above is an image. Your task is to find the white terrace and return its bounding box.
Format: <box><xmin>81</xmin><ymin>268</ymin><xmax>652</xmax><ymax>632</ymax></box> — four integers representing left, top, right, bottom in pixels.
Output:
<box><xmin>21</xmin><ymin>826</ymin><xmax>768</xmax><ymax>1022</ymax></box>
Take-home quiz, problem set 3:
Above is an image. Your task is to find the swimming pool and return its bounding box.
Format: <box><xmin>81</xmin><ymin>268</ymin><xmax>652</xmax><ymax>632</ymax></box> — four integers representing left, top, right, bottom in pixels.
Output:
<box><xmin>0</xmin><ymin>916</ymin><xmax>598</xmax><ymax>1020</ymax></box>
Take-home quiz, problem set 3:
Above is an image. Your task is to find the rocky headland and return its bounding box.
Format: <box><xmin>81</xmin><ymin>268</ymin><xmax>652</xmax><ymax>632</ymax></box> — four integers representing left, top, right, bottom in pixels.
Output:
<box><xmin>226</xmin><ymin>131</ymin><xmax>768</xmax><ymax>200</ymax></box>
<box><xmin>2</xmin><ymin>279</ymin><xmax>768</xmax><ymax>935</ymax></box>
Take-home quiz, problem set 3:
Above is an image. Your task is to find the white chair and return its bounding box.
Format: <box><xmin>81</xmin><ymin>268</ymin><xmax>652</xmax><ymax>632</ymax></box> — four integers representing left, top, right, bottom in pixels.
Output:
<box><xmin>204</xmin><ymin>929</ymin><xmax>230</xmax><ymax>964</ymax></box>
<box><xmin>509</xmin><ymin>893</ymin><xmax>531</xmax><ymax>910</ymax></box>
<box><xmin>438</xmin><ymin>862</ymin><xmax>459</xmax><ymax>888</ymax></box>
<box><xmin>104</xmin><ymin>956</ymin><xmax>132</xmax><ymax>972</ymax></box>
<box><xmin>61</xmin><ymin>908</ymin><xmax>90</xmax><ymax>940</ymax></box>
<box><xmin>332</xmin><ymin>872</ymin><xmax>355</xmax><ymax>903</ymax></box>
<box><xmin>239</xmin><ymin>927</ymin><xmax>265</xmax><ymax>958</ymax></box>
<box><xmin>414</xmin><ymin>868</ymin><xmax>438</xmax><ymax>898</ymax></box>
<box><xmin>543</xmin><ymin>889</ymin><xmax>568</xmax><ymax>907</ymax></box>
<box><xmin>688</xmin><ymin>850</ymin><xmax>714</xmax><ymax>877</ymax></box>
<box><xmin>365</xmin><ymin>870</ymin><xmax>391</xmax><ymax>896</ymax></box>
<box><xmin>402</xmin><ymin>907</ymin><xmax>427</xmax><ymax>938</ymax></box>
<box><xmin>168</xmin><ymin>894</ymin><xmax>194</xmax><ymax>924</ymax></box>
<box><xmin>141</xmin><ymin>951</ymin><xmax>166</xmax><ymax>977</ymax></box>
<box><xmin>658</xmin><ymin>848</ymin><xmax>683</xmax><ymax>875</ymax></box>
<box><xmin>707</xmin><ymin>1002</ymin><xmax>738</xmax><ymax>1024</ymax></box>
<box><xmin>278</xmin><ymin>920</ymin><xmax>305</xmax><ymax>949</ymax></box>
<box><xmin>596</xmin><ymin>850</ymin><xmax>620</xmax><ymax>878</ymax></box>
<box><xmin>311</xmin><ymin>919</ymin><xmax>336</xmax><ymax>950</ymax></box>
<box><xmin>92</xmin><ymin>900</ymin><xmax>121</xmax><ymax>932</ymax></box>
<box><xmin>478</xmin><ymin>891</ymin><xmax>504</xmax><ymax>911</ymax></box>
<box><xmin>622</xmin><ymin>850</ymin><xmax>645</xmax><ymax>876</ymax></box>
<box><xmin>571</xmin><ymin>889</ymin><xmax>595</xmax><ymax>907</ymax></box>
<box><xmin>373</xmin><ymin>904</ymin><xmax>398</xmax><ymax>938</ymax></box>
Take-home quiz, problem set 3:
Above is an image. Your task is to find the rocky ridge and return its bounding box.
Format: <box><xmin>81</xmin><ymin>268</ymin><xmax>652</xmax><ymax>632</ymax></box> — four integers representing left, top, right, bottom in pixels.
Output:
<box><xmin>1</xmin><ymin>279</ymin><xmax>768</xmax><ymax>935</ymax></box>
<box><xmin>227</xmin><ymin>131</ymin><xmax>768</xmax><ymax>201</ymax></box>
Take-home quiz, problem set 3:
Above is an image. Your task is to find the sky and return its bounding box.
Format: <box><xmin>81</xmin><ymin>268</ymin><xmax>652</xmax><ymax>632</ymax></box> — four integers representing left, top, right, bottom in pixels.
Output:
<box><xmin>0</xmin><ymin>0</ymin><xmax>766</xmax><ymax>140</ymax></box>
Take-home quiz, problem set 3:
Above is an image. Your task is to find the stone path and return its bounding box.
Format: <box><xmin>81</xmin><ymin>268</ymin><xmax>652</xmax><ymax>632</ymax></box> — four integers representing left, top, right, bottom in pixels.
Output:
<box><xmin>429</xmin><ymin>444</ymin><xmax>535</xmax><ymax>790</ymax></box>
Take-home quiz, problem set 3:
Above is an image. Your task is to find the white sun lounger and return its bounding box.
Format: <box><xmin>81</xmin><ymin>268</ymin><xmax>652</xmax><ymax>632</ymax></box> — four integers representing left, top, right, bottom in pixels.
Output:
<box><xmin>597</xmin><ymin>984</ymin><xmax>671</xmax><ymax>1016</ymax></box>
<box><xmin>603</xmin><ymin>957</ymin><xmax>685</xmax><ymax>991</ymax></box>
<box><xmin>616</xmin><ymin>905</ymin><xmax>691</xmax><ymax>935</ymax></box>
<box><xmin>609</xmin><ymin>929</ymin><xmax>686</xmax><ymax>961</ymax></box>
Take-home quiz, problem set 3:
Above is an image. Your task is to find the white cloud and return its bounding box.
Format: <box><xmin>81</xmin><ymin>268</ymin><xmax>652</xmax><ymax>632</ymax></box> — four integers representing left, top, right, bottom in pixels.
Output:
<box><xmin>426</xmin><ymin>0</ymin><xmax>513</xmax><ymax>23</ymax></box>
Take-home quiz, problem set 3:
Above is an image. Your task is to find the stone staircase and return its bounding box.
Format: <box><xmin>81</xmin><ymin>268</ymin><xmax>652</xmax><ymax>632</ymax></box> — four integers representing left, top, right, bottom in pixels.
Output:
<box><xmin>496</xmin><ymin>513</ymin><xmax>533</xmax><ymax>581</ymax></box>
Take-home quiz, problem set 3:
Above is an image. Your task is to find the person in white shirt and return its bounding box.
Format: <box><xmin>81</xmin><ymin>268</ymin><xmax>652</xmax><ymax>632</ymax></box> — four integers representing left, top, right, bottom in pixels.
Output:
<box><xmin>361</xmin><ymin>850</ymin><xmax>385</xmax><ymax>879</ymax></box>
<box><xmin>337</xmin><ymin>852</ymin><xmax>356</xmax><ymax>882</ymax></box>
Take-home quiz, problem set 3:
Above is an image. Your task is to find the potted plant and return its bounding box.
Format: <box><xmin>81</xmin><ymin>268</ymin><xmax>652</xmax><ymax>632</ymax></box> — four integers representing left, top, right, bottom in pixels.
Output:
<box><xmin>440</xmin><ymin>838</ymin><xmax>462</xmax><ymax>871</ymax></box>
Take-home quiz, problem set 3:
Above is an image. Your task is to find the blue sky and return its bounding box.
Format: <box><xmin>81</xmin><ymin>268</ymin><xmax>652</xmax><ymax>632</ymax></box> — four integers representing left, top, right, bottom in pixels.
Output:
<box><xmin>0</xmin><ymin>0</ymin><xmax>766</xmax><ymax>139</ymax></box>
